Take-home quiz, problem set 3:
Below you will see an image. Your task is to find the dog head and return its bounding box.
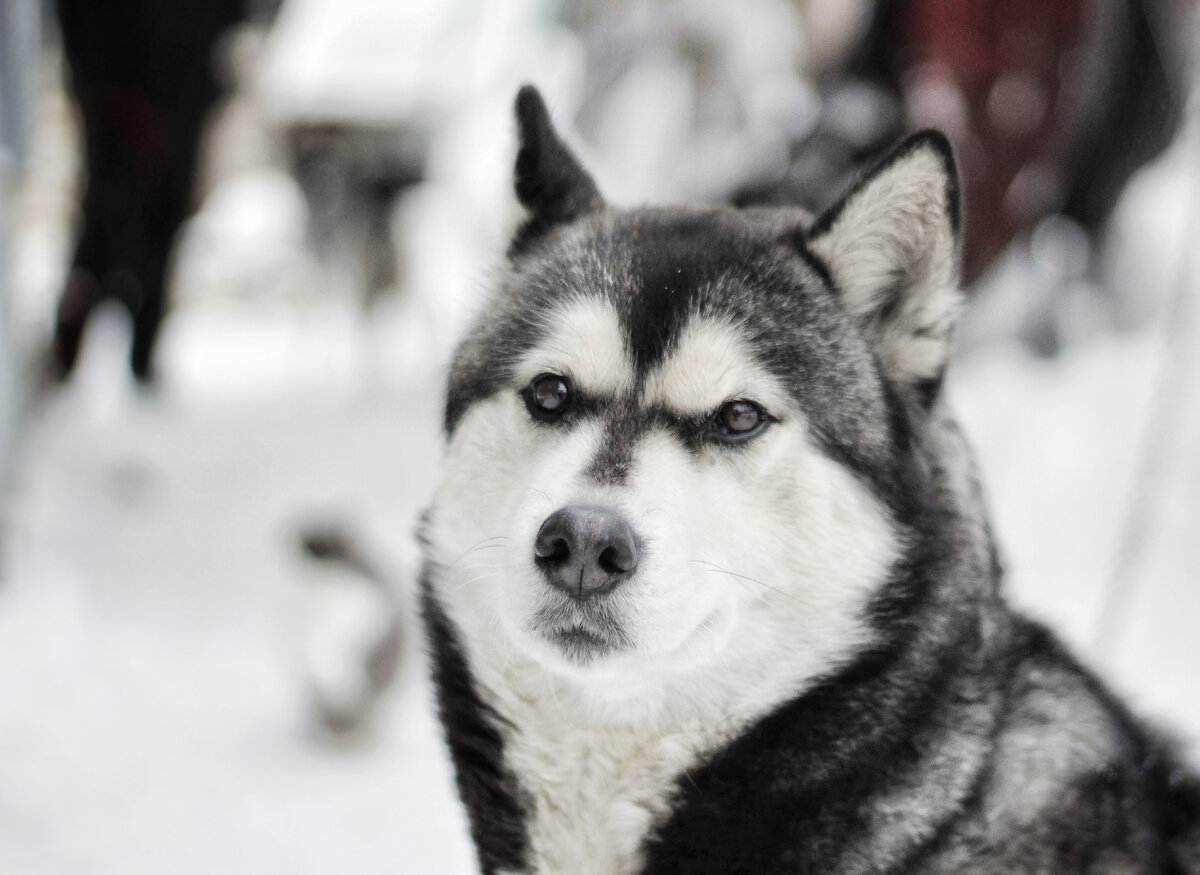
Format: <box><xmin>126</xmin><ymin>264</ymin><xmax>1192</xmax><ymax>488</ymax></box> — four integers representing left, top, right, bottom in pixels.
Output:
<box><xmin>424</xmin><ymin>86</ymin><xmax>962</xmax><ymax>712</ymax></box>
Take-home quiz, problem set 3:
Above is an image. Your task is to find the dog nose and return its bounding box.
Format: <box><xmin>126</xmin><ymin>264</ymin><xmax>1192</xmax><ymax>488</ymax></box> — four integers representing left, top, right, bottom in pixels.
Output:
<box><xmin>533</xmin><ymin>506</ymin><xmax>640</xmax><ymax>600</ymax></box>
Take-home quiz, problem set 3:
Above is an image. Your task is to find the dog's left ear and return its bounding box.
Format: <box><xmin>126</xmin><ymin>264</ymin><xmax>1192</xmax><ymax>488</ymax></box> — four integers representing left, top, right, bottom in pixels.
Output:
<box><xmin>807</xmin><ymin>131</ymin><xmax>961</xmax><ymax>405</ymax></box>
<box><xmin>511</xmin><ymin>85</ymin><xmax>604</xmax><ymax>253</ymax></box>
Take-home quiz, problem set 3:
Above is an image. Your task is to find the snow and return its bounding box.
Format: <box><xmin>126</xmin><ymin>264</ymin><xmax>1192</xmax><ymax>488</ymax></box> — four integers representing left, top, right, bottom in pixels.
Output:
<box><xmin>0</xmin><ymin>312</ymin><xmax>476</xmax><ymax>873</ymax></box>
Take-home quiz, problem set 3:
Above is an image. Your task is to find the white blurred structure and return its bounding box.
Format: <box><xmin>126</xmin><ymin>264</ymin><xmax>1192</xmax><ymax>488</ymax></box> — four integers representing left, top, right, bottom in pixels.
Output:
<box><xmin>0</xmin><ymin>0</ymin><xmax>39</xmax><ymax>500</ymax></box>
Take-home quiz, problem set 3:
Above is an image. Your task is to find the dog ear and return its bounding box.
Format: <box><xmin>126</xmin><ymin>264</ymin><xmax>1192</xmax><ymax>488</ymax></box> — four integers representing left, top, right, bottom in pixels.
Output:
<box><xmin>807</xmin><ymin>131</ymin><xmax>962</xmax><ymax>405</ymax></box>
<box><xmin>511</xmin><ymin>85</ymin><xmax>603</xmax><ymax>252</ymax></box>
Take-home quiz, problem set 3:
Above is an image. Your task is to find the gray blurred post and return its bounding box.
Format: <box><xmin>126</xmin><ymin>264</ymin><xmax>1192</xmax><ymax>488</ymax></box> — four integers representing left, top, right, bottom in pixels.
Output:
<box><xmin>1</xmin><ymin>0</ymin><xmax>41</xmax><ymax>496</ymax></box>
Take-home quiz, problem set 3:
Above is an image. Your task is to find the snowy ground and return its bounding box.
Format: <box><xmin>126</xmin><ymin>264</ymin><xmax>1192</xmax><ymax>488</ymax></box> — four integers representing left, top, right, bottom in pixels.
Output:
<box><xmin>0</xmin><ymin>350</ymin><xmax>477</xmax><ymax>875</ymax></box>
<box><xmin>3</xmin><ymin>20</ymin><xmax>1200</xmax><ymax>875</ymax></box>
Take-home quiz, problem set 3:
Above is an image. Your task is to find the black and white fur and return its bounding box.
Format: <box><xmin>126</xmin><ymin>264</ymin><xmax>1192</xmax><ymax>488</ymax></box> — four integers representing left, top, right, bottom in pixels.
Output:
<box><xmin>420</xmin><ymin>86</ymin><xmax>1200</xmax><ymax>874</ymax></box>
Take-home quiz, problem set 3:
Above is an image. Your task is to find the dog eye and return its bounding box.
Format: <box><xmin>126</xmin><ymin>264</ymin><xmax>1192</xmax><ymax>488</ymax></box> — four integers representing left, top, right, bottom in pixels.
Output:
<box><xmin>710</xmin><ymin>400</ymin><xmax>769</xmax><ymax>441</ymax></box>
<box><xmin>524</xmin><ymin>373</ymin><xmax>572</xmax><ymax>421</ymax></box>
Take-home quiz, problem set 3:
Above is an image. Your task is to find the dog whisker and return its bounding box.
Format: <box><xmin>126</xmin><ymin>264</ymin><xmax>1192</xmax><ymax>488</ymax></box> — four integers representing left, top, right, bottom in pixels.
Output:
<box><xmin>691</xmin><ymin>562</ymin><xmax>767</xmax><ymax>605</ymax></box>
<box><xmin>448</xmin><ymin>566</ymin><xmax>501</xmax><ymax>593</ymax></box>
<box><xmin>448</xmin><ymin>536</ymin><xmax>509</xmax><ymax>570</ymax></box>
<box><xmin>542</xmin><ymin>667</ymin><xmax>570</xmax><ymax>722</ymax></box>
<box><xmin>689</xmin><ymin>559</ymin><xmax>804</xmax><ymax>606</ymax></box>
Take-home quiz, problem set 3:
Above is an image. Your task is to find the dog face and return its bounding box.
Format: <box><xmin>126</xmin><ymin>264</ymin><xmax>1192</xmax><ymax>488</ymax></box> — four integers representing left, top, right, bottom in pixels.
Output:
<box><xmin>424</xmin><ymin>88</ymin><xmax>961</xmax><ymax>709</ymax></box>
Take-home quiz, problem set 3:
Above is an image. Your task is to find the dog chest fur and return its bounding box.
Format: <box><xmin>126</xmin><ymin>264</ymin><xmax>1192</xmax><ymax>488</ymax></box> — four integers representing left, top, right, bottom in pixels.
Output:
<box><xmin>491</xmin><ymin>687</ymin><xmax>725</xmax><ymax>875</ymax></box>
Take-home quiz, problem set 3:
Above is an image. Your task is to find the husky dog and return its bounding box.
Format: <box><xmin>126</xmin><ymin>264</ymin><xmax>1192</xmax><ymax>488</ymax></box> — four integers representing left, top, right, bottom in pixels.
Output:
<box><xmin>420</xmin><ymin>86</ymin><xmax>1200</xmax><ymax>874</ymax></box>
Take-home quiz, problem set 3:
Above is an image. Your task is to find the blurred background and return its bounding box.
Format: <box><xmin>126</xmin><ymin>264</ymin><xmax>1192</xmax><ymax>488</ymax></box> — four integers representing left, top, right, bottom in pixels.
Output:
<box><xmin>1</xmin><ymin>0</ymin><xmax>1199</xmax><ymax>871</ymax></box>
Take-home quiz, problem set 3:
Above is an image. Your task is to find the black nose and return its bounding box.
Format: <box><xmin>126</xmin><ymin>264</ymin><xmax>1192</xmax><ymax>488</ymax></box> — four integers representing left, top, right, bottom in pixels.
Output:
<box><xmin>533</xmin><ymin>505</ymin><xmax>640</xmax><ymax>601</ymax></box>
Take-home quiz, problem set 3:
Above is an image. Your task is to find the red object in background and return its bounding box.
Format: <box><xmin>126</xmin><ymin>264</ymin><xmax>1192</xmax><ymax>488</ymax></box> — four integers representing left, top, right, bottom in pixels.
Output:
<box><xmin>900</xmin><ymin>1</ymin><xmax>1091</xmax><ymax>282</ymax></box>
<box><xmin>895</xmin><ymin>0</ymin><xmax>1183</xmax><ymax>284</ymax></box>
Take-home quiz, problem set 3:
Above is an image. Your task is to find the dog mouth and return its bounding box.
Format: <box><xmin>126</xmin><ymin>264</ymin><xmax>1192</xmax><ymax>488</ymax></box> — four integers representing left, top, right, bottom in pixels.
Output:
<box><xmin>545</xmin><ymin>626</ymin><xmax>613</xmax><ymax>662</ymax></box>
<box><xmin>531</xmin><ymin>600</ymin><xmax>631</xmax><ymax>664</ymax></box>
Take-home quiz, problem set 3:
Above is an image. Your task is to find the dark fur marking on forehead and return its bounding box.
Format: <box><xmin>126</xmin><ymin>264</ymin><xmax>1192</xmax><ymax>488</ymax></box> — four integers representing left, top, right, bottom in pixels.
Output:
<box><xmin>584</xmin><ymin>407</ymin><xmax>642</xmax><ymax>485</ymax></box>
<box><xmin>619</xmin><ymin>212</ymin><xmax>752</xmax><ymax>376</ymax></box>
<box><xmin>584</xmin><ymin>401</ymin><xmax>716</xmax><ymax>484</ymax></box>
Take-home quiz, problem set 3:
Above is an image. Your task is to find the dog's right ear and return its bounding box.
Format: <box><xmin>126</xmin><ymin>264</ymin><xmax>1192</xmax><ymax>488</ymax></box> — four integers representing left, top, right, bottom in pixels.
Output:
<box><xmin>806</xmin><ymin>131</ymin><xmax>962</xmax><ymax>406</ymax></box>
<box><xmin>511</xmin><ymin>85</ymin><xmax>603</xmax><ymax>253</ymax></box>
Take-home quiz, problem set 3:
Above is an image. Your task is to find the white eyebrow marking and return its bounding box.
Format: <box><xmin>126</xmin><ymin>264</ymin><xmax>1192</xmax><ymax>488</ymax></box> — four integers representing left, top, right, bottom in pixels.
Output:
<box><xmin>515</xmin><ymin>296</ymin><xmax>634</xmax><ymax>395</ymax></box>
<box><xmin>641</xmin><ymin>317</ymin><xmax>789</xmax><ymax>416</ymax></box>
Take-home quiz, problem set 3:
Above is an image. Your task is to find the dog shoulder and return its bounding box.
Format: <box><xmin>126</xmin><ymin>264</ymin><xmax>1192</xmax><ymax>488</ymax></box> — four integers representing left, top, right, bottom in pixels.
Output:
<box><xmin>924</xmin><ymin>616</ymin><xmax>1199</xmax><ymax>872</ymax></box>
